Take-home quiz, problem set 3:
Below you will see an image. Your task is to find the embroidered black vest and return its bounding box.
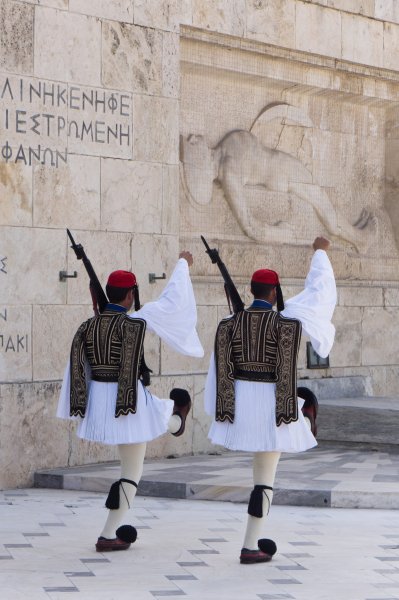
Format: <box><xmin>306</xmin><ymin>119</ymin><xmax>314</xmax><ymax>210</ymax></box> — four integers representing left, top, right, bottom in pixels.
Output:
<box><xmin>214</xmin><ymin>308</ymin><xmax>302</xmax><ymax>426</ymax></box>
<box><xmin>70</xmin><ymin>310</ymin><xmax>146</xmax><ymax>418</ymax></box>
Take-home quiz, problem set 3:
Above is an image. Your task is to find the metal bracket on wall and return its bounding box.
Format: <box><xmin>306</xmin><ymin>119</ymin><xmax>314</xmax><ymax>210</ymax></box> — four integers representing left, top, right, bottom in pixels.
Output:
<box><xmin>59</xmin><ymin>270</ymin><xmax>78</xmax><ymax>282</ymax></box>
<box><xmin>148</xmin><ymin>272</ymin><xmax>166</xmax><ymax>284</ymax></box>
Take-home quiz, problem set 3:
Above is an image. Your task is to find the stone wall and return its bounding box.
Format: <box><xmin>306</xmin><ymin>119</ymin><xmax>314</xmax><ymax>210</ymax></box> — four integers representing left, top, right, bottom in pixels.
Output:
<box><xmin>2</xmin><ymin>0</ymin><xmax>399</xmax><ymax>488</ymax></box>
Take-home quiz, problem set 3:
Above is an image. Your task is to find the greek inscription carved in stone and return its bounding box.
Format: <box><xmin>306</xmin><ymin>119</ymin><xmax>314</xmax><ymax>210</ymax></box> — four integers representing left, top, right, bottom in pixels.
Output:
<box><xmin>0</xmin><ymin>334</ymin><xmax>28</xmax><ymax>353</ymax></box>
<box><xmin>0</xmin><ymin>75</ymin><xmax>133</xmax><ymax>167</ymax></box>
<box><xmin>0</xmin><ymin>257</ymin><xmax>7</xmax><ymax>274</ymax></box>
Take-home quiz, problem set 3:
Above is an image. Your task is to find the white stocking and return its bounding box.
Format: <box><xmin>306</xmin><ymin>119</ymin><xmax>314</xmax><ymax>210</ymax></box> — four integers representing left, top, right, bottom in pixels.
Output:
<box><xmin>242</xmin><ymin>451</ymin><xmax>281</xmax><ymax>550</ymax></box>
<box><xmin>100</xmin><ymin>442</ymin><xmax>146</xmax><ymax>539</ymax></box>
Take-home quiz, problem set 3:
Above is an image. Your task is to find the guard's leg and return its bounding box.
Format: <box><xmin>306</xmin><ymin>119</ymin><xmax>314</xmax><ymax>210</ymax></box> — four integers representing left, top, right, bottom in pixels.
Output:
<box><xmin>96</xmin><ymin>442</ymin><xmax>146</xmax><ymax>551</ymax></box>
<box><xmin>240</xmin><ymin>451</ymin><xmax>281</xmax><ymax>563</ymax></box>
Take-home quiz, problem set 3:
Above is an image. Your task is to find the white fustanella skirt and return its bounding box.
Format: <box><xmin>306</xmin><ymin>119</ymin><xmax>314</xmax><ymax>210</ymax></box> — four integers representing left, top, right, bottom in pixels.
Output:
<box><xmin>207</xmin><ymin>379</ymin><xmax>317</xmax><ymax>453</ymax></box>
<box><xmin>57</xmin><ymin>367</ymin><xmax>173</xmax><ymax>445</ymax></box>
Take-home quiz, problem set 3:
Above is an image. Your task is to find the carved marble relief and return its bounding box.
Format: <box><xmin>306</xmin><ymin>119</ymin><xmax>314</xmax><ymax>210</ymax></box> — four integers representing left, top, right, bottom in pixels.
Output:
<box><xmin>180</xmin><ymin>102</ymin><xmax>379</xmax><ymax>253</ymax></box>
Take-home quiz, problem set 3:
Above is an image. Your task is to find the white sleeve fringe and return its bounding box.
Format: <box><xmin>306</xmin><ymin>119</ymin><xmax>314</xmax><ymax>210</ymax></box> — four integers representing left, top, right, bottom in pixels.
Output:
<box><xmin>282</xmin><ymin>250</ymin><xmax>337</xmax><ymax>358</ymax></box>
<box><xmin>133</xmin><ymin>258</ymin><xmax>204</xmax><ymax>358</ymax></box>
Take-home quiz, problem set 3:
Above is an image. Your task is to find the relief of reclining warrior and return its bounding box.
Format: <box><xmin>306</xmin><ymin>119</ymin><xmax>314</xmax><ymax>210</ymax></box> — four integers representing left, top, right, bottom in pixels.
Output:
<box><xmin>181</xmin><ymin>103</ymin><xmax>377</xmax><ymax>253</ymax></box>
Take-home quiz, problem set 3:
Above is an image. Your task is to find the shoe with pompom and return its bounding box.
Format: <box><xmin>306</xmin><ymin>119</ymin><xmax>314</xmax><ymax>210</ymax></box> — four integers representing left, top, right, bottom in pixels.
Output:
<box><xmin>95</xmin><ymin>525</ymin><xmax>137</xmax><ymax>552</ymax></box>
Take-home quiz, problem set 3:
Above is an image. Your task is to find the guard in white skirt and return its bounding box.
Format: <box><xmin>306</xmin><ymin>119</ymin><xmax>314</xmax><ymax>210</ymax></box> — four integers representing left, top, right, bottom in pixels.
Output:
<box><xmin>57</xmin><ymin>251</ymin><xmax>204</xmax><ymax>552</ymax></box>
<box><xmin>204</xmin><ymin>236</ymin><xmax>337</xmax><ymax>564</ymax></box>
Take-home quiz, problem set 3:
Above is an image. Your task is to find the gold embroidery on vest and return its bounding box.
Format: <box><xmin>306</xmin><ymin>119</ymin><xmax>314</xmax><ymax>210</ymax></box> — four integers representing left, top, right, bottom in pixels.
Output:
<box><xmin>214</xmin><ymin>309</ymin><xmax>302</xmax><ymax>425</ymax></box>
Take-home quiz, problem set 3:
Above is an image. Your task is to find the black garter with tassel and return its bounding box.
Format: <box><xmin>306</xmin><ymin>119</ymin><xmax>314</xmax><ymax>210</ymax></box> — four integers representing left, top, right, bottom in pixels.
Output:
<box><xmin>247</xmin><ymin>485</ymin><xmax>273</xmax><ymax>518</ymax></box>
<box><xmin>105</xmin><ymin>478</ymin><xmax>138</xmax><ymax>510</ymax></box>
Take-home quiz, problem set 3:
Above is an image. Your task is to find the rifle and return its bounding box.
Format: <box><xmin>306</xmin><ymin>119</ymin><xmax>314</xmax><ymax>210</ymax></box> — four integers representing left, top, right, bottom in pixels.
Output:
<box><xmin>66</xmin><ymin>229</ymin><xmax>152</xmax><ymax>385</ymax></box>
<box><xmin>67</xmin><ymin>229</ymin><xmax>108</xmax><ymax>315</ymax></box>
<box><xmin>201</xmin><ymin>235</ymin><xmax>244</xmax><ymax>314</ymax></box>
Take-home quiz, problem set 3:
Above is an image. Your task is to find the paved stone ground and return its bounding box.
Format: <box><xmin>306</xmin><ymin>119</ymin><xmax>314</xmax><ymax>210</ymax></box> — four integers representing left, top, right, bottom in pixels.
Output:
<box><xmin>1</xmin><ymin>487</ymin><xmax>399</xmax><ymax>600</ymax></box>
<box><xmin>35</xmin><ymin>443</ymin><xmax>399</xmax><ymax>509</ymax></box>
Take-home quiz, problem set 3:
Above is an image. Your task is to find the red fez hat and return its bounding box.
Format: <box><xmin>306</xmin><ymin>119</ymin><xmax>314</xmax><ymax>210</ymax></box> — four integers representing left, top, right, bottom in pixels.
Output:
<box><xmin>107</xmin><ymin>270</ymin><xmax>137</xmax><ymax>288</ymax></box>
<box><xmin>251</xmin><ymin>269</ymin><xmax>280</xmax><ymax>285</ymax></box>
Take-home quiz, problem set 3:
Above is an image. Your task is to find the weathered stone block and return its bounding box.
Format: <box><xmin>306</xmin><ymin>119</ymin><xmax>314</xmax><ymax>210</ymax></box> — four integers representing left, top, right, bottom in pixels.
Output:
<box><xmin>101</xmin><ymin>159</ymin><xmax>163</xmax><ymax>234</ymax></box>
<box><xmin>133</xmin><ymin>95</ymin><xmax>179</xmax><ymax>163</ymax></box>
<box><xmin>32</xmin><ymin>305</ymin><xmax>90</xmax><ymax>381</ymax></box>
<box><xmin>338</xmin><ymin>286</ymin><xmax>383</xmax><ymax>307</ymax></box>
<box><xmin>0</xmin><ymin>305</ymin><xmax>32</xmax><ymax>383</ymax></box>
<box><xmin>375</xmin><ymin>0</ymin><xmax>399</xmax><ymax>24</ymax></box>
<box><xmin>318</xmin><ymin>397</ymin><xmax>399</xmax><ymax>446</ymax></box>
<box><xmin>320</xmin><ymin>0</ymin><xmax>374</xmax><ymax>17</ymax></box>
<box><xmin>384</xmin><ymin>288</ymin><xmax>399</xmax><ymax>306</ymax></box>
<box><xmin>0</xmin><ymin>0</ymin><xmax>34</xmax><ymax>75</ymax></box>
<box><xmin>246</xmin><ymin>0</ymin><xmax>295</xmax><ymax>47</ymax></box>
<box><xmin>162</xmin><ymin>164</ymin><xmax>179</xmax><ymax>235</ymax></box>
<box><xmin>143</xmin><ymin>329</ymin><xmax>161</xmax><ymax>377</ymax></box>
<box><xmin>296</xmin><ymin>2</ymin><xmax>341</xmax><ymax>58</ymax></box>
<box><xmin>69</xmin><ymin>0</ymin><xmax>133</xmax><ymax>22</ymax></box>
<box><xmin>329</xmin><ymin>307</ymin><xmax>362</xmax><ymax>368</ymax></box>
<box><xmin>0</xmin><ymin>226</ymin><xmax>66</xmax><ymax>305</ymax></box>
<box><xmin>192</xmin><ymin>374</ymin><xmax>214</xmax><ymax>454</ymax></box>
<box><xmin>298</xmin><ymin>375</ymin><xmax>373</xmax><ymax>399</ymax></box>
<box><xmin>23</xmin><ymin>0</ymin><xmax>67</xmax><ymax>7</ymax></box>
<box><xmin>0</xmin><ymin>163</ymin><xmax>32</xmax><ymax>227</ymax></box>
<box><xmin>383</xmin><ymin>22</ymin><xmax>399</xmax><ymax>71</ymax></box>
<box><xmin>34</xmin><ymin>7</ymin><xmax>101</xmax><ymax>85</ymax></box>
<box><xmin>33</xmin><ymin>155</ymin><xmax>100</xmax><ymax>229</ymax></box>
<box><xmin>342</xmin><ymin>13</ymin><xmax>383</xmax><ymax>67</ymax></box>
<box><xmin>362</xmin><ymin>307</ymin><xmax>399</xmax><ymax>365</ymax></box>
<box><xmin>134</xmin><ymin>0</ymin><xmax>192</xmax><ymax>32</ymax></box>
<box><xmin>163</xmin><ymin>32</ymin><xmax>180</xmax><ymax>98</ymax></box>
<box><xmin>192</xmin><ymin>0</ymin><xmax>246</xmax><ymax>36</ymax></box>
<box><xmin>102</xmin><ymin>21</ymin><xmax>162</xmax><ymax>94</ymax></box>
<box><xmin>0</xmin><ymin>381</ymin><xmax>69</xmax><ymax>488</ymax></box>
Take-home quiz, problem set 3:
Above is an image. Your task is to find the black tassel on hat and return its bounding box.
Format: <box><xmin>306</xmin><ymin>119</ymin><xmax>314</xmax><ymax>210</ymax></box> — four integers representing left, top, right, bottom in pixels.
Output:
<box><xmin>133</xmin><ymin>285</ymin><xmax>141</xmax><ymax>311</ymax></box>
<box><xmin>247</xmin><ymin>485</ymin><xmax>273</xmax><ymax>518</ymax></box>
<box><xmin>276</xmin><ymin>284</ymin><xmax>284</xmax><ymax>312</ymax></box>
<box><xmin>105</xmin><ymin>478</ymin><xmax>137</xmax><ymax>510</ymax></box>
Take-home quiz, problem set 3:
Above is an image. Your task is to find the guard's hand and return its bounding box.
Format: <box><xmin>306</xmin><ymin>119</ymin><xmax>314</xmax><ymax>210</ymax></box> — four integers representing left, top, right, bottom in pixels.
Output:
<box><xmin>179</xmin><ymin>250</ymin><xmax>193</xmax><ymax>267</ymax></box>
<box><xmin>312</xmin><ymin>236</ymin><xmax>330</xmax><ymax>252</ymax></box>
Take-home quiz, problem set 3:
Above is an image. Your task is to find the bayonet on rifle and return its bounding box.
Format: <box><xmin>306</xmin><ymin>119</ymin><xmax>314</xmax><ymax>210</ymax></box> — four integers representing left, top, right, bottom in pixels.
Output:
<box><xmin>67</xmin><ymin>229</ymin><xmax>108</xmax><ymax>315</ymax></box>
<box><xmin>201</xmin><ymin>235</ymin><xmax>244</xmax><ymax>314</ymax></box>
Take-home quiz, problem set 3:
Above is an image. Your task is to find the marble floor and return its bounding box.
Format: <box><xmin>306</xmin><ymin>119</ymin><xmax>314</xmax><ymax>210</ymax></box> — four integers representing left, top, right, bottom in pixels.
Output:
<box><xmin>1</xmin><ymin>487</ymin><xmax>399</xmax><ymax>600</ymax></box>
<box><xmin>35</xmin><ymin>443</ymin><xmax>399</xmax><ymax>509</ymax></box>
